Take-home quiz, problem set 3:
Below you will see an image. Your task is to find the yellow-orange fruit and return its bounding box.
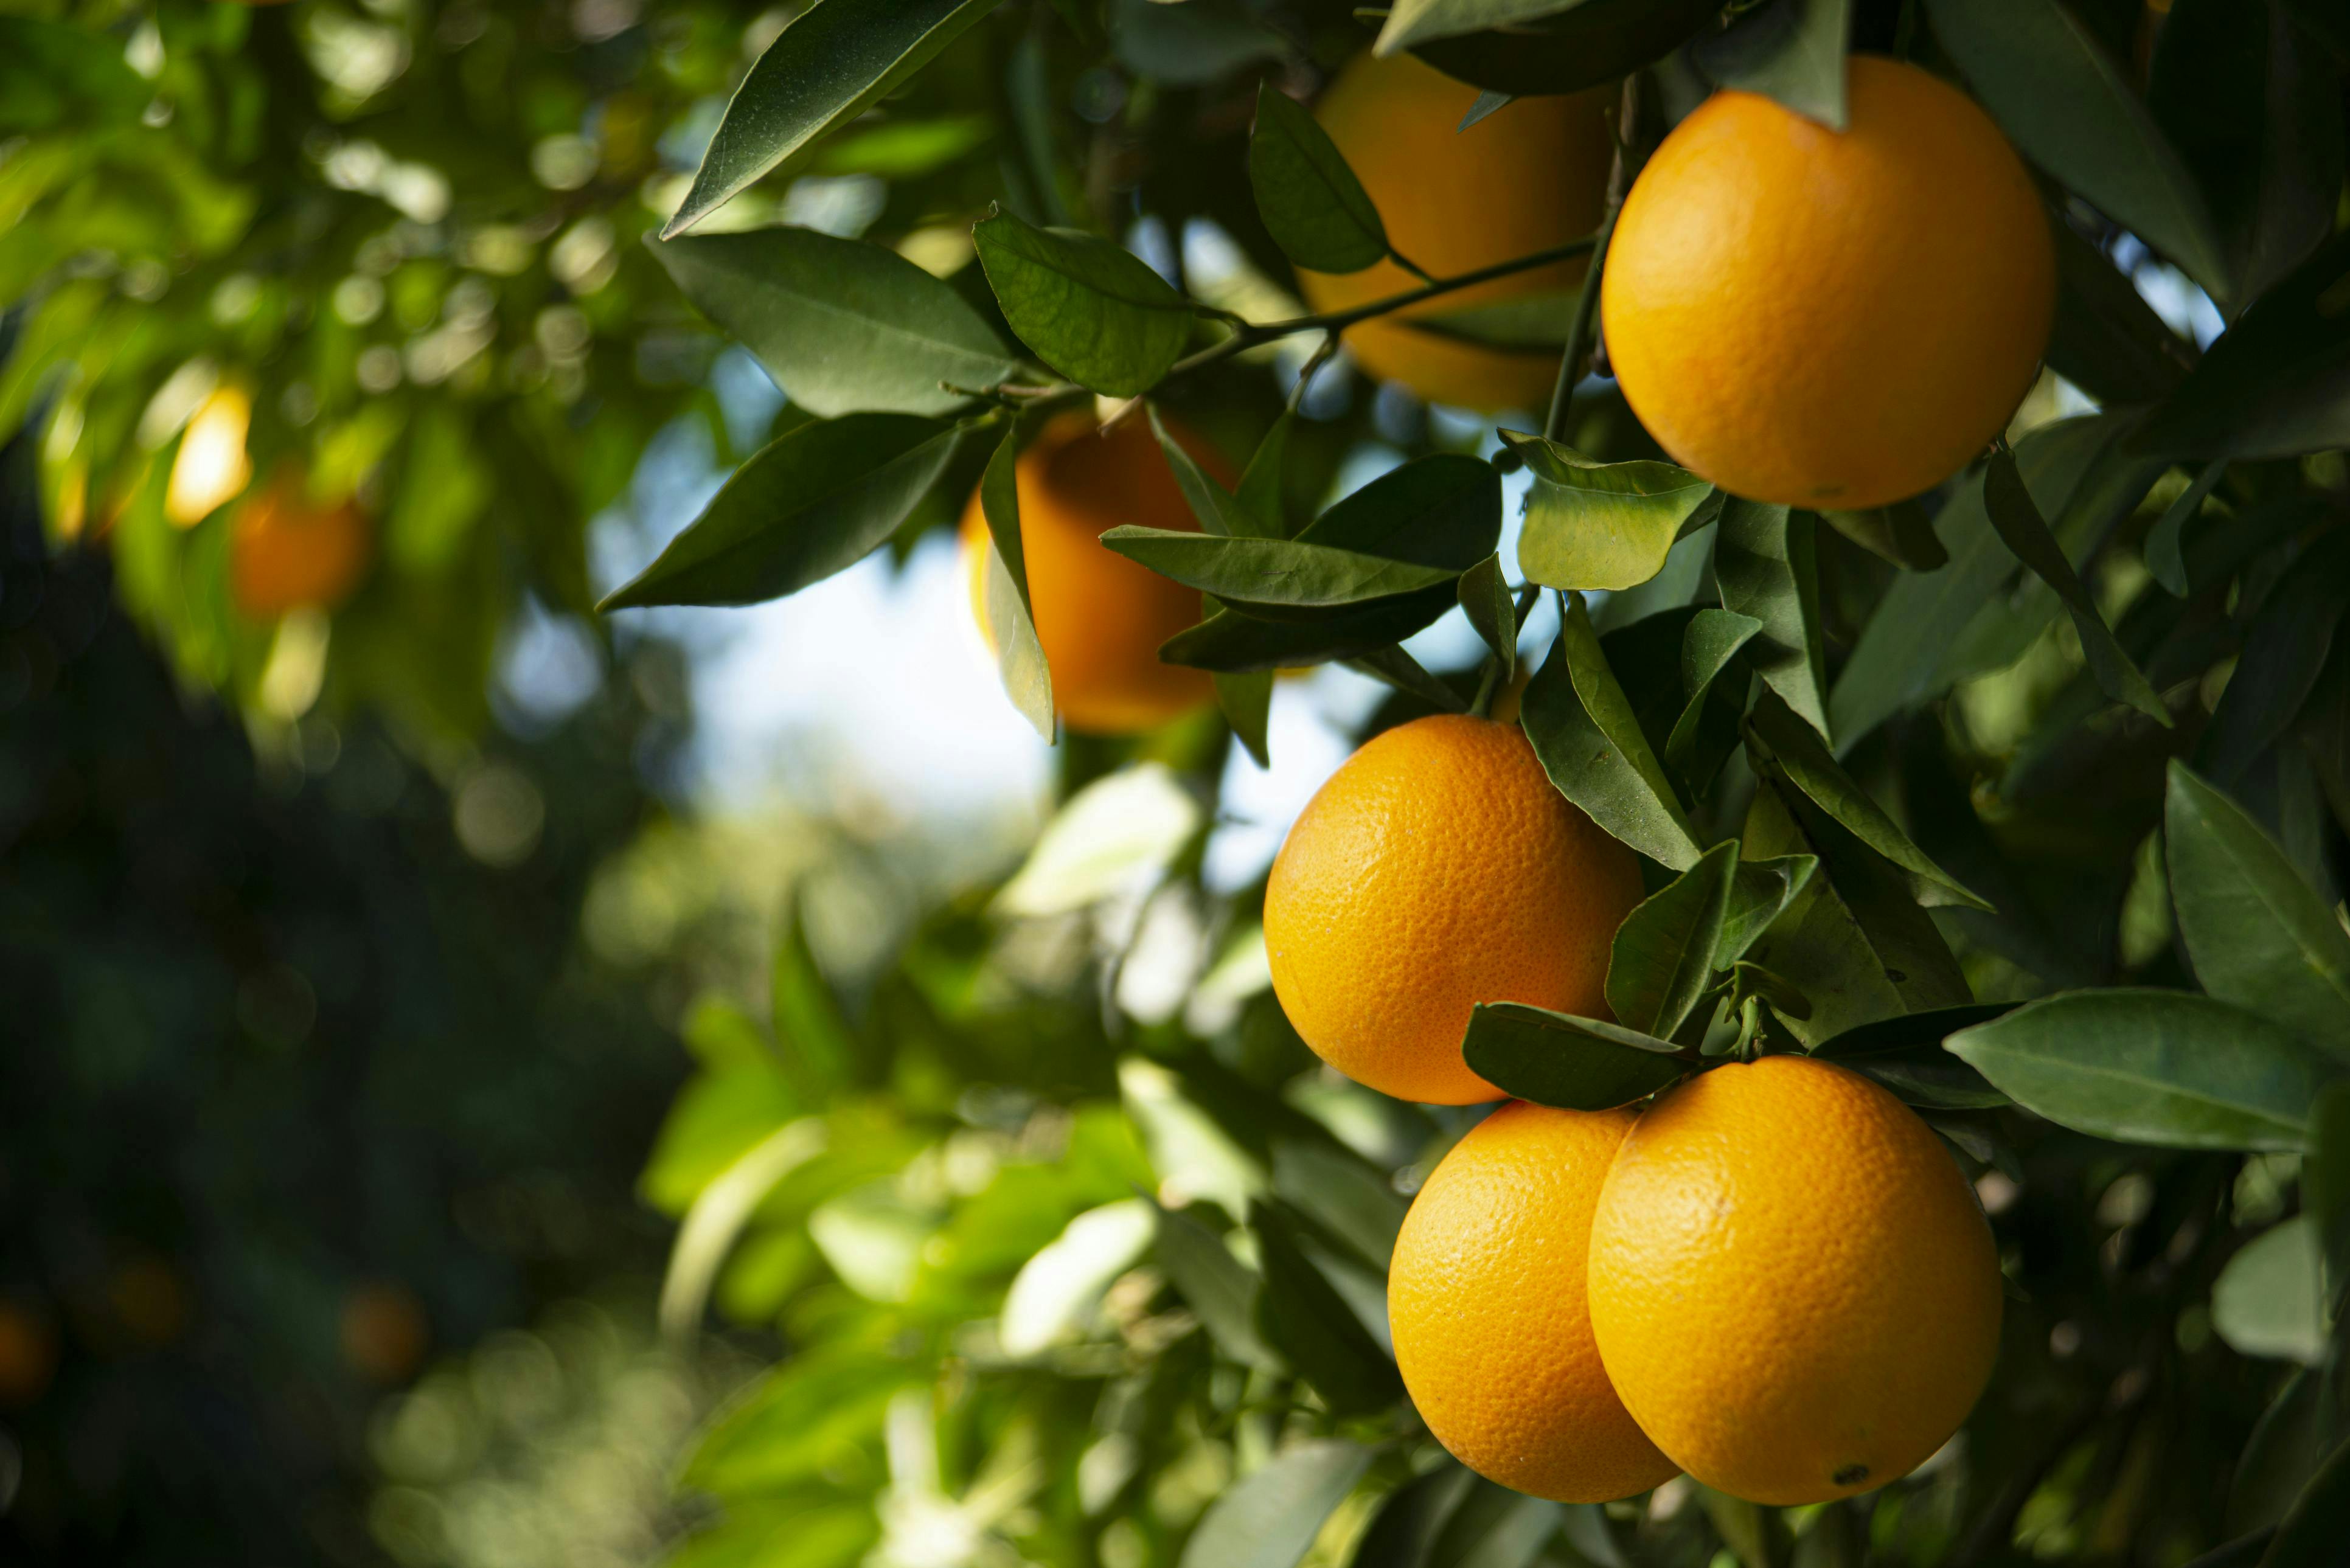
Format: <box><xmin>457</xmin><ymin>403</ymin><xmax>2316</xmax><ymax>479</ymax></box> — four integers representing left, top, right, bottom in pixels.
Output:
<box><xmin>1390</xmin><ymin>1102</ymin><xmax>1681</xmax><ymax>1502</ymax></box>
<box><xmin>1602</xmin><ymin>56</ymin><xmax>2056</xmax><ymax>509</ymax></box>
<box><xmin>232</xmin><ymin>477</ymin><xmax>374</xmax><ymax>619</ymax></box>
<box><xmin>0</xmin><ymin>1300</ymin><xmax>58</xmax><ymax>1407</ymax></box>
<box><xmin>1264</xmin><ymin>714</ymin><xmax>1643</xmax><ymax>1104</ymax></box>
<box><xmin>1588</xmin><ymin>1056</ymin><xmax>2003</xmax><ymax>1505</ymax></box>
<box><xmin>1297</xmin><ymin>52</ymin><xmax>1614</xmax><ymax>413</ymax></box>
<box><xmin>961</xmin><ymin>412</ymin><xmax>1218</xmax><ymax>735</ymax></box>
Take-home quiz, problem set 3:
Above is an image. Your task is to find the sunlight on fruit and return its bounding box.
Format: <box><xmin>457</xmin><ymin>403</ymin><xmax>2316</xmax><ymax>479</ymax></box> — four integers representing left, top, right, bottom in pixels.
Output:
<box><xmin>164</xmin><ymin>386</ymin><xmax>253</xmax><ymax>526</ymax></box>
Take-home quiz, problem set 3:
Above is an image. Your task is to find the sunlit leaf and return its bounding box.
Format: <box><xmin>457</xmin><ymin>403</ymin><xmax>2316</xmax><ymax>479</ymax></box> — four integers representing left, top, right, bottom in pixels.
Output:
<box><xmin>1178</xmin><ymin>1438</ymin><xmax>1376</xmax><ymax>1568</ymax></box>
<box><xmin>978</xmin><ymin>421</ymin><xmax>1055</xmax><ymax>738</ymax></box>
<box><xmin>973</xmin><ymin>209</ymin><xmax>1197</xmax><ymax>396</ymax></box>
<box><xmin>1507</xmin><ymin>434</ymin><xmax>1719</xmax><ymax>594</ymax></box>
<box><xmin>2213</xmin><ymin>1216</ymin><xmax>2327</xmax><ymax>1364</ymax></box>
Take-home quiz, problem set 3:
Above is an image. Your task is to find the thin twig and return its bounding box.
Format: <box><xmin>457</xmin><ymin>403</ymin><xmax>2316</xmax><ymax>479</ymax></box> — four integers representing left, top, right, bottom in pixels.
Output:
<box><xmin>1544</xmin><ymin>75</ymin><xmax>1646</xmax><ymax>443</ymax></box>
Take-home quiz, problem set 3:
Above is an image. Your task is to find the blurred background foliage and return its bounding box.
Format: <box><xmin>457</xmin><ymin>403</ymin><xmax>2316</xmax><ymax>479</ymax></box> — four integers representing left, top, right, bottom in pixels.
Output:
<box><xmin>4</xmin><ymin>0</ymin><xmax>2348</xmax><ymax>1567</ymax></box>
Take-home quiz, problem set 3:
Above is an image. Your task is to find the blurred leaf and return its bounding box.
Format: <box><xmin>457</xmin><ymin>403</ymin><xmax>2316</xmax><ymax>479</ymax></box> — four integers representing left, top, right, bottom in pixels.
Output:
<box><xmin>1947</xmin><ymin>990</ymin><xmax>2335</xmax><ymax>1151</ymax></box>
<box><xmin>648</xmin><ymin>228</ymin><xmax>1021</xmax><ymax>418</ymax></box>
<box><xmin>2307</xmin><ymin>1083</ymin><xmax>2350</xmax><ymax>1310</ymax></box>
<box><xmin>684</xmin><ymin>1350</ymin><xmax>916</xmax><ymax>1494</ymax></box>
<box><xmin>1151</xmin><ymin>404</ymin><xmax>1262</xmax><ymax>539</ymax></box>
<box><xmin>2264</xmin><ymin>1435</ymin><xmax>2350</xmax><ymax>1567</ymax></box>
<box><xmin>1750</xmin><ymin>689</ymin><xmax>1991</xmax><ymax>911</ymax></box>
<box><xmin>1458</xmin><ymin>554</ymin><xmax>1517</xmax><ymax>680</ymax></box>
<box><xmin>1426</xmin><ymin>1482</ymin><xmax>1564</xmax><ymax>1568</ymax></box>
<box><xmin>998</xmin><ymin>763</ymin><xmax>1203</xmax><ymax>915</ymax></box>
<box><xmin>2232</xmin><ymin>1366</ymin><xmax>2340</xmax><ymax>1534</ymax></box>
<box><xmin>1809</xmin><ymin>1003</ymin><xmax>2017</xmax><ymax>1108</ymax></box>
<box><xmin>1109</xmin><ymin>0</ymin><xmax>1282</xmax><ymax>85</ymax></box>
<box><xmin>1374</xmin><ymin>0</ymin><xmax>1589</xmax><ymax>50</ymax></box>
<box><xmin>659</xmin><ymin>1120</ymin><xmax>828</xmax><ymax>1340</ymax></box>
<box><xmin>1820</xmin><ymin>500</ymin><xmax>1948</xmax><ymax>572</ymax></box>
<box><xmin>2214</xmin><ymin>1215</ymin><xmax>2328</xmax><ymax>1363</ymax></box>
<box><xmin>1155</xmin><ymin>1202</ymin><xmax>1284</xmax><ymax>1371</ymax></box>
<box><xmin>2167</xmin><ymin>762</ymin><xmax>2350</xmax><ymax>1060</ymax></box>
<box><xmin>1000</xmin><ymin>1199</ymin><xmax>1156</xmax><ymax>1355</ymax></box>
<box><xmin>2197</xmin><ymin>533</ymin><xmax>2350</xmax><ymax>782</ymax></box>
<box><xmin>2136</xmin><ymin>233</ymin><xmax>2350</xmax><ymax>461</ymax></box>
<box><xmin>1217</xmin><ymin>673</ymin><xmax>1274</xmax><ymax>766</ymax></box>
<box><xmin>389</xmin><ymin>404</ymin><xmax>492</xmax><ymax>575</ymax></box>
<box><xmin>599</xmin><ymin>415</ymin><xmax>962</xmax><ymax>610</ymax></box>
<box><xmin>663</xmin><ymin>0</ymin><xmax>1006</xmax><ymax>238</ymax></box>
<box><xmin>1271</xmin><ymin>1140</ymin><xmax>1406</xmax><ymax>1271</ymax></box>
<box><xmin>1408</xmin><ymin>292</ymin><xmax>1575</xmax><ymax>350</ymax></box>
<box><xmin>2048</xmin><ymin>220</ymin><xmax>2199</xmax><ymax>404</ymax></box>
<box><xmin>1692</xmin><ymin>0</ymin><xmax>1853</xmax><ymax>130</ymax></box>
<box><xmin>1250</xmin><ymin>82</ymin><xmax>1390</xmax><ymax>276</ymax></box>
<box><xmin>1253</xmin><ymin>1201</ymin><xmax>1403</xmax><ymax>1414</ymax></box>
<box><xmin>1406</xmin><ymin>0</ymin><xmax>1720</xmax><ymax>97</ymax></box>
<box><xmin>1459</xmin><ymin>1002</ymin><xmax>1689</xmax><ymax>1110</ymax></box>
<box><xmin>1606</xmin><ymin>841</ymin><xmax>1738</xmax><ymax>1039</ymax></box>
<box><xmin>665</xmin><ymin>1502</ymin><xmax>880</xmax><ymax>1568</ymax></box>
<box><xmin>1983</xmin><ymin>443</ymin><xmax>2171</xmax><ymax>723</ymax></box>
<box><xmin>0</xmin><ymin>17</ymin><xmax>148</xmax><ymax>136</ymax></box>
<box><xmin>1716</xmin><ymin>499</ymin><xmax>1831</xmax><ymax>743</ymax></box>
<box><xmin>1521</xmin><ymin>593</ymin><xmax>1705</xmax><ymax>869</ymax></box>
<box><xmin>979</xmin><ymin>422</ymin><xmax>1056</xmax><ymax>739</ymax></box>
<box><xmin>773</xmin><ymin>902</ymin><xmax>857</xmax><ymax>1093</ymax></box>
<box><xmin>2146</xmin><ymin>458</ymin><xmax>2226</xmax><ymax>596</ymax></box>
<box><xmin>973</xmin><ymin>210</ymin><xmax>1195</xmax><ymax>395</ymax></box>
<box><xmin>1237</xmin><ymin>411</ymin><xmax>1294</xmax><ymax>536</ymax></box>
<box><xmin>1925</xmin><ymin>0</ymin><xmax>2230</xmax><ymax>300</ymax></box>
<box><xmin>1179</xmin><ymin>1438</ymin><xmax>1377</xmax><ymax>1568</ymax></box>
<box><xmin>1508</xmin><ymin>434</ymin><xmax>1719</xmax><ymax>594</ymax></box>
<box><xmin>1352</xmin><ymin>1464</ymin><xmax>1479</xmax><ymax>1568</ymax></box>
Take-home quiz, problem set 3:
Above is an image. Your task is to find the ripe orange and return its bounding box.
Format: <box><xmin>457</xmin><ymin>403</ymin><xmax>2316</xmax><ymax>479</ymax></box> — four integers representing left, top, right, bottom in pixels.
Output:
<box><xmin>0</xmin><ymin>1300</ymin><xmax>57</xmax><ymax>1407</ymax></box>
<box><xmin>1587</xmin><ymin>1055</ymin><xmax>2003</xmax><ymax>1505</ymax></box>
<box><xmin>1296</xmin><ymin>52</ymin><xmax>1613</xmax><ymax>414</ymax></box>
<box><xmin>961</xmin><ymin>411</ymin><xmax>1218</xmax><ymax>735</ymax></box>
<box><xmin>1390</xmin><ymin>1102</ymin><xmax>1681</xmax><ymax>1502</ymax></box>
<box><xmin>1602</xmin><ymin>56</ymin><xmax>2055</xmax><ymax>510</ymax></box>
<box><xmin>1263</xmin><ymin>714</ymin><xmax>1643</xmax><ymax>1105</ymax></box>
<box><xmin>232</xmin><ymin>476</ymin><xmax>374</xmax><ymax>619</ymax></box>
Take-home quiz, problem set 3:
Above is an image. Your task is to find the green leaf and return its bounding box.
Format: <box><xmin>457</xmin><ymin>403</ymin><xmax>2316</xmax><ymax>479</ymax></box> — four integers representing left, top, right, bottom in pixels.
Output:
<box><xmin>1718</xmin><ymin>855</ymin><xmax>1819</xmax><ymax>969</ymax></box>
<box><xmin>1946</xmin><ymin>989</ymin><xmax>2337</xmax><ymax>1151</ymax></box>
<box><xmin>1237</xmin><ymin>411</ymin><xmax>1294</xmax><ymax>537</ymax></box>
<box><xmin>1374</xmin><ymin>0</ymin><xmax>1594</xmax><ymax>51</ymax></box>
<box><xmin>1982</xmin><ymin>443</ymin><xmax>2171</xmax><ymax>724</ymax></box>
<box><xmin>662</xmin><ymin>0</ymin><xmax>1008</xmax><ymax>238</ymax></box>
<box><xmin>1692</xmin><ymin>0</ymin><xmax>1853</xmax><ymax>131</ymax></box>
<box><xmin>1249</xmin><ymin>82</ymin><xmax>1390</xmax><ymax>276</ymax></box>
<box><xmin>683</xmin><ymin>1350</ymin><xmax>914</xmax><ymax>1494</ymax></box>
<box><xmin>2144</xmin><ymin>459</ymin><xmax>2225</xmax><ymax>597</ymax></box>
<box><xmin>1406</xmin><ymin>292</ymin><xmax>1576</xmax><ymax>350</ymax></box>
<box><xmin>1521</xmin><ymin>593</ymin><xmax>1705</xmax><ymax>869</ymax></box>
<box><xmin>2166</xmin><ymin>762</ymin><xmax>2350</xmax><ymax>1061</ymax></box>
<box><xmin>1664</xmin><ymin>609</ymin><xmax>1762</xmax><ymax>789</ymax></box>
<box><xmin>1459</xmin><ymin>1003</ymin><xmax>1690</xmax><ymax>1111</ymax></box>
<box><xmin>1820</xmin><ymin>500</ymin><xmax>1949</xmax><ymax>572</ymax></box>
<box><xmin>599</xmin><ymin>415</ymin><xmax>962</xmax><ymax>611</ymax></box>
<box><xmin>2047</xmin><ymin>220</ymin><xmax>2198</xmax><ymax>406</ymax></box>
<box><xmin>1606</xmin><ymin>841</ymin><xmax>1739</xmax><ymax>1039</ymax></box>
<box><xmin>2214</xmin><ymin>1216</ymin><xmax>2328</xmax><ymax>1363</ymax></box>
<box><xmin>0</xmin><ymin>16</ymin><xmax>149</xmax><ymax>136</ymax></box>
<box><xmin>1716</xmin><ymin>500</ymin><xmax>1832</xmax><ymax>743</ymax></box>
<box><xmin>1270</xmin><ymin>1140</ymin><xmax>1407</xmax><ymax>1273</ymax></box>
<box><xmin>1296</xmin><ymin>451</ymin><xmax>1503</xmax><ymax>560</ymax></box>
<box><xmin>1403</xmin><ymin>0</ymin><xmax>1721</xmax><ymax>97</ymax></box>
<box><xmin>1109</xmin><ymin>0</ymin><xmax>1282</xmax><ymax>86</ymax></box>
<box><xmin>1100</xmin><ymin>533</ymin><xmax>1465</xmax><ymax>617</ymax></box>
<box><xmin>1252</xmin><ymin>1202</ymin><xmax>1403</xmax><ymax>1415</ymax></box>
<box><xmin>1163</xmin><ymin>589</ymin><xmax>1458</xmax><ymax>673</ymax></box>
<box><xmin>1750</xmin><ymin>688</ymin><xmax>1991</xmax><ymax>911</ymax></box>
<box><xmin>1217</xmin><ymin>673</ymin><xmax>1274</xmax><ymax>766</ymax></box>
<box><xmin>1149</xmin><ymin>405</ymin><xmax>1262</xmax><ymax>539</ymax></box>
<box><xmin>973</xmin><ymin>209</ymin><xmax>1197</xmax><ymax>396</ymax></box>
<box><xmin>2308</xmin><ymin>1083</ymin><xmax>2350</xmax><ymax>1314</ymax></box>
<box><xmin>1506</xmin><ymin>434</ymin><xmax>1719</xmax><ymax>594</ymax></box>
<box><xmin>1923</xmin><ymin>0</ymin><xmax>2230</xmax><ymax>301</ymax></box>
<box><xmin>647</xmin><ymin>228</ymin><xmax>1020</xmax><ymax>418</ymax></box>
<box><xmin>1809</xmin><ymin>1002</ymin><xmax>2017</xmax><ymax>1109</ymax></box>
<box><xmin>2136</xmin><ymin>233</ymin><xmax>2350</xmax><ymax>461</ymax></box>
<box><xmin>977</xmin><ymin>423</ymin><xmax>1055</xmax><ymax>739</ymax></box>
<box><xmin>1154</xmin><ymin>1202</ymin><xmax>1282</xmax><ymax>1371</ymax></box>
<box><xmin>1425</xmin><ymin>1483</ymin><xmax>1564</xmax><ymax>1568</ymax></box>
<box><xmin>1179</xmin><ymin>1438</ymin><xmax>1376</xmax><ymax>1568</ymax></box>
<box><xmin>2197</xmin><ymin>533</ymin><xmax>2350</xmax><ymax>781</ymax></box>
<box><xmin>1458</xmin><ymin>555</ymin><xmax>1517</xmax><ymax>681</ymax></box>
<box><xmin>1353</xmin><ymin>1465</ymin><xmax>1479</xmax><ymax>1568</ymax></box>
<box><xmin>1349</xmin><ymin>646</ymin><xmax>1469</xmax><ymax>713</ymax></box>
<box><xmin>773</xmin><ymin>901</ymin><xmax>857</xmax><ymax>1092</ymax></box>
<box><xmin>2263</xmin><ymin>1435</ymin><xmax>2350</xmax><ymax>1568</ymax></box>
<box><xmin>2231</xmin><ymin>1366</ymin><xmax>2339</xmax><ymax>1535</ymax></box>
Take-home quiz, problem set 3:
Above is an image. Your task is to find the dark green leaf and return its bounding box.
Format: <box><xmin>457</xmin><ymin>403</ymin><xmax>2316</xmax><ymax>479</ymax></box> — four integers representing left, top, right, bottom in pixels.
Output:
<box><xmin>1811</xmin><ymin>1002</ymin><xmax>2018</xmax><ymax>1108</ymax></box>
<box><xmin>1664</xmin><ymin>609</ymin><xmax>1762</xmax><ymax>794</ymax></box>
<box><xmin>1409</xmin><ymin>293</ymin><xmax>1576</xmax><ymax>350</ymax></box>
<box><xmin>1750</xmin><ymin>689</ymin><xmax>1992</xmax><ymax>911</ymax></box>
<box><xmin>2167</xmin><ymin>762</ymin><xmax>2350</xmax><ymax>1061</ymax></box>
<box><xmin>1352</xmin><ymin>1465</ymin><xmax>1479</xmax><ymax>1568</ymax></box>
<box><xmin>1180</xmin><ymin>1437</ymin><xmax>1377</xmax><ymax>1568</ymax></box>
<box><xmin>2309</xmin><ymin>1083</ymin><xmax>2350</xmax><ymax>1313</ymax></box>
<box><xmin>1374</xmin><ymin>0</ymin><xmax>1591</xmax><ymax>50</ymax></box>
<box><xmin>1458</xmin><ymin>555</ymin><xmax>1517</xmax><ymax>680</ymax></box>
<box><xmin>2145</xmin><ymin>459</ymin><xmax>2225</xmax><ymax>597</ymax></box>
<box><xmin>2231</xmin><ymin>1367</ymin><xmax>2338</xmax><ymax>1535</ymax></box>
<box><xmin>1507</xmin><ymin>433</ymin><xmax>1719</xmax><ymax>594</ymax></box>
<box><xmin>1692</xmin><ymin>0</ymin><xmax>1853</xmax><ymax>131</ymax></box>
<box><xmin>662</xmin><ymin>0</ymin><xmax>1007</xmax><ymax>238</ymax></box>
<box><xmin>0</xmin><ymin>16</ymin><xmax>149</xmax><ymax>136</ymax></box>
<box><xmin>1719</xmin><ymin>855</ymin><xmax>1820</xmax><ymax>968</ymax></box>
<box><xmin>1250</xmin><ymin>83</ymin><xmax>1390</xmax><ymax>276</ymax></box>
<box><xmin>1149</xmin><ymin>404</ymin><xmax>1256</xmax><ymax>539</ymax></box>
<box><xmin>1606</xmin><ymin>841</ymin><xmax>1739</xmax><ymax>1039</ymax></box>
<box><xmin>1716</xmin><ymin>499</ymin><xmax>1832</xmax><ymax>741</ymax></box>
<box><xmin>1404</xmin><ymin>0</ymin><xmax>1720</xmax><ymax>97</ymax></box>
<box><xmin>1924</xmin><ymin>0</ymin><xmax>2230</xmax><ymax>300</ymax></box>
<box><xmin>1299</xmin><ymin>452</ymin><xmax>1504</xmax><ymax>560</ymax></box>
<box><xmin>1521</xmin><ymin>593</ymin><xmax>1705</xmax><ymax>869</ymax></box>
<box><xmin>1253</xmin><ymin>1202</ymin><xmax>1403</xmax><ymax>1415</ymax></box>
<box><xmin>647</xmin><ymin>228</ymin><xmax>1020</xmax><ymax>418</ymax></box>
<box><xmin>1946</xmin><ymin>990</ymin><xmax>2336</xmax><ymax>1151</ymax></box>
<box><xmin>1217</xmin><ymin>673</ymin><xmax>1273</xmax><ymax>766</ymax></box>
<box><xmin>1155</xmin><ymin>1202</ymin><xmax>1282</xmax><ymax>1371</ymax></box>
<box><xmin>973</xmin><ymin>209</ymin><xmax>1196</xmax><ymax>396</ymax></box>
<box><xmin>1100</xmin><ymin>532</ymin><xmax>1464</xmax><ymax>616</ymax></box>
<box><xmin>1425</xmin><ymin>1483</ymin><xmax>1563</xmax><ymax>1568</ymax></box>
<box><xmin>2197</xmin><ymin>533</ymin><xmax>2350</xmax><ymax>782</ymax></box>
<box><xmin>2135</xmin><ymin>232</ymin><xmax>2350</xmax><ymax>462</ymax></box>
<box><xmin>1271</xmin><ymin>1141</ymin><xmax>1406</xmax><ymax>1272</ymax></box>
<box><xmin>600</xmin><ymin>415</ymin><xmax>962</xmax><ymax>610</ymax></box>
<box><xmin>977</xmin><ymin>423</ymin><xmax>1054</xmax><ymax>739</ymax></box>
<box><xmin>2047</xmin><ymin>220</ymin><xmax>2198</xmax><ymax>405</ymax></box>
<box><xmin>1163</xmin><ymin>588</ymin><xmax>1458</xmax><ymax>673</ymax></box>
<box><xmin>1983</xmin><ymin>444</ymin><xmax>2171</xmax><ymax>724</ymax></box>
<box><xmin>1809</xmin><ymin>1002</ymin><xmax>2019</xmax><ymax>1058</ymax></box>
<box><xmin>1459</xmin><ymin>1003</ymin><xmax>1689</xmax><ymax>1111</ymax></box>
<box><xmin>1238</xmin><ymin>411</ymin><xmax>1294</xmax><ymax>537</ymax></box>
<box><xmin>2262</xmin><ymin>1435</ymin><xmax>2350</xmax><ymax>1567</ymax></box>
<box><xmin>1347</xmin><ymin>645</ymin><xmax>1469</xmax><ymax>713</ymax></box>
<box><xmin>1109</xmin><ymin>0</ymin><xmax>1282</xmax><ymax>85</ymax></box>
<box><xmin>1820</xmin><ymin>500</ymin><xmax>1949</xmax><ymax>572</ymax></box>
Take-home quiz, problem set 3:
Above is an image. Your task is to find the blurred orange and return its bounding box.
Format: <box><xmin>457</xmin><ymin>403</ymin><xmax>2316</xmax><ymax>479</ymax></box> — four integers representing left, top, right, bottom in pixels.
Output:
<box><xmin>232</xmin><ymin>474</ymin><xmax>375</xmax><ymax>619</ymax></box>
<box><xmin>0</xmin><ymin>1300</ymin><xmax>59</xmax><ymax>1406</ymax></box>
<box><xmin>339</xmin><ymin>1283</ymin><xmax>430</xmax><ymax>1384</ymax></box>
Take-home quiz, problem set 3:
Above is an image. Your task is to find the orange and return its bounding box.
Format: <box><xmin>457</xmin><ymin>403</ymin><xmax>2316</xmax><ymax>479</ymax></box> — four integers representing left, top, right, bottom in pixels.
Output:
<box><xmin>341</xmin><ymin>1283</ymin><xmax>431</xmax><ymax>1383</ymax></box>
<box><xmin>1602</xmin><ymin>56</ymin><xmax>2056</xmax><ymax>510</ymax></box>
<box><xmin>961</xmin><ymin>412</ymin><xmax>1217</xmax><ymax>735</ymax></box>
<box><xmin>1587</xmin><ymin>1055</ymin><xmax>2003</xmax><ymax>1505</ymax></box>
<box><xmin>1263</xmin><ymin>714</ymin><xmax>1643</xmax><ymax>1104</ymax></box>
<box><xmin>1390</xmin><ymin>1102</ymin><xmax>1680</xmax><ymax>1502</ymax></box>
<box><xmin>1297</xmin><ymin>52</ymin><xmax>1614</xmax><ymax>414</ymax></box>
<box><xmin>0</xmin><ymin>1300</ymin><xmax>57</xmax><ymax>1407</ymax></box>
<box><xmin>232</xmin><ymin>475</ymin><xmax>374</xmax><ymax>619</ymax></box>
